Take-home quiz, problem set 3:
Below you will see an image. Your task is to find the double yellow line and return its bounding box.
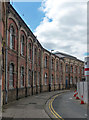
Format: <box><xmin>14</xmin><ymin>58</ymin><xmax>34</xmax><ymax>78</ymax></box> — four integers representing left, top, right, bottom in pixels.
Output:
<box><xmin>49</xmin><ymin>94</ymin><xmax>64</xmax><ymax>120</ymax></box>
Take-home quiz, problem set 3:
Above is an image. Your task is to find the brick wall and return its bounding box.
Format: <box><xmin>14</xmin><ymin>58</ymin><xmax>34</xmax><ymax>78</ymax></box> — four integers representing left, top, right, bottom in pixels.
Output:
<box><xmin>2</xmin><ymin>2</ymin><xmax>84</xmax><ymax>104</ymax></box>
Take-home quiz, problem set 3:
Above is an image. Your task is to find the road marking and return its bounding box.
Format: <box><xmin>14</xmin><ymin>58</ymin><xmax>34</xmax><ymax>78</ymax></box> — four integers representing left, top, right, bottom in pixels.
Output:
<box><xmin>49</xmin><ymin>94</ymin><xmax>64</xmax><ymax>120</ymax></box>
<box><xmin>49</xmin><ymin>99</ymin><xmax>58</xmax><ymax>118</ymax></box>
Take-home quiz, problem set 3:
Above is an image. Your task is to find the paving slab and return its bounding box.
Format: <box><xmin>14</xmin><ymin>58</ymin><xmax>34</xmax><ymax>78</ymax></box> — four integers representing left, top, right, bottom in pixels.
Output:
<box><xmin>2</xmin><ymin>90</ymin><xmax>70</xmax><ymax>119</ymax></box>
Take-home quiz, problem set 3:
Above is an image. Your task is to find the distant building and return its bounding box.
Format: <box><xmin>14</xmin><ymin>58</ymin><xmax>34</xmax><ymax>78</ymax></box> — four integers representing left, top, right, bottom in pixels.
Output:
<box><xmin>1</xmin><ymin>2</ymin><xmax>84</xmax><ymax>104</ymax></box>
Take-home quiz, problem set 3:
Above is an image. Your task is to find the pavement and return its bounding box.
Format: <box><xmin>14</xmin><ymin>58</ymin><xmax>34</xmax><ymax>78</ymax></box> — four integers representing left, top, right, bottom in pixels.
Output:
<box><xmin>2</xmin><ymin>90</ymin><xmax>70</xmax><ymax>119</ymax></box>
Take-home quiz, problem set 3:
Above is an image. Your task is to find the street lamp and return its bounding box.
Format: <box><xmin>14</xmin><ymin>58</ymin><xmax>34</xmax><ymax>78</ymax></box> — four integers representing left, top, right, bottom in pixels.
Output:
<box><xmin>49</xmin><ymin>50</ymin><xmax>54</xmax><ymax>92</ymax></box>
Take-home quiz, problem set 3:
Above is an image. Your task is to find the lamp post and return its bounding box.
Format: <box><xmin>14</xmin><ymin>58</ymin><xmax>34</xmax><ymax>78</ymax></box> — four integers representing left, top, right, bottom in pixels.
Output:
<box><xmin>49</xmin><ymin>50</ymin><xmax>54</xmax><ymax>92</ymax></box>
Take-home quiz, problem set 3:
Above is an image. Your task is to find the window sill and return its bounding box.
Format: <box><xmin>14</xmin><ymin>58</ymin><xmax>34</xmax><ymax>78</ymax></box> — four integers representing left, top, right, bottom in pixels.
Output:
<box><xmin>28</xmin><ymin>58</ymin><xmax>31</xmax><ymax>61</ymax></box>
<box><xmin>21</xmin><ymin>86</ymin><xmax>25</xmax><ymax>88</ymax></box>
<box><xmin>9</xmin><ymin>87</ymin><xmax>15</xmax><ymax>90</ymax></box>
<box><xmin>20</xmin><ymin>54</ymin><xmax>25</xmax><ymax>58</ymax></box>
<box><xmin>28</xmin><ymin>85</ymin><xmax>31</xmax><ymax>87</ymax></box>
<box><xmin>9</xmin><ymin>48</ymin><xmax>17</xmax><ymax>53</ymax></box>
<box><xmin>44</xmin><ymin>67</ymin><xmax>47</xmax><ymax>69</ymax></box>
<box><xmin>45</xmin><ymin>84</ymin><xmax>47</xmax><ymax>85</ymax></box>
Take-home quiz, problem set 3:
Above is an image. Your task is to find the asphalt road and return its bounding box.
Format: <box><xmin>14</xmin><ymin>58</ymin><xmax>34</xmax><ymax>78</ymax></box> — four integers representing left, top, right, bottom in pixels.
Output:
<box><xmin>52</xmin><ymin>91</ymin><xmax>87</xmax><ymax>119</ymax></box>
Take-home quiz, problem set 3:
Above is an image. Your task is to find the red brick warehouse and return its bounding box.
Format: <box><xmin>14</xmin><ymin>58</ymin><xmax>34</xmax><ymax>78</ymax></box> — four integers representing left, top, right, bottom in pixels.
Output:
<box><xmin>1</xmin><ymin>2</ymin><xmax>84</xmax><ymax>104</ymax></box>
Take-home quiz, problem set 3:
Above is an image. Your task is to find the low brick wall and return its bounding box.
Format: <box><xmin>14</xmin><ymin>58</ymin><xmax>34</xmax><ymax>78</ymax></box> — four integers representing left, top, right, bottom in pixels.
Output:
<box><xmin>18</xmin><ymin>88</ymin><xmax>25</xmax><ymax>99</ymax></box>
<box><xmin>33</xmin><ymin>86</ymin><xmax>36</xmax><ymax>95</ymax></box>
<box><xmin>55</xmin><ymin>84</ymin><xmax>59</xmax><ymax>90</ymax></box>
<box><xmin>27</xmin><ymin>87</ymin><xmax>32</xmax><ymax>96</ymax></box>
<box><xmin>8</xmin><ymin>89</ymin><xmax>16</xmax><ymax>103</ymax></box>
<box><xmin>42</xmin><ymin>85</ymin><xmax>49</xmax><ymax>92</ymax></box>
<box><xmin>51</xmin><ymin>85</ymin><xmax>54</xmax><ymax>91</ymax></box>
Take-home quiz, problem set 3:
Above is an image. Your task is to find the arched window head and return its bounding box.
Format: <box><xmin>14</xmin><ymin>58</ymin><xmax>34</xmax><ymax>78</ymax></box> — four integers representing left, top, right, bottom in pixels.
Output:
<box><xmin>10</xmin><ymin>25</ymin><xmax>15</xmax><ymax>49</ymax></box>
<box><xmin>21</xmin><ymin>35</ymin><xmax>24</xmax><ymax>55</ymax></box>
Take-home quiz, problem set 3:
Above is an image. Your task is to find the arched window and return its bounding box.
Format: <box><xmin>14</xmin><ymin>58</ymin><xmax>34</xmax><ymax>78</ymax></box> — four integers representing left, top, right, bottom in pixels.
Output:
<box><xmin>34</xmin><ymin>47</ymin><xmax>37</xmax><ymax>63</ymax></box>
<box><xmin>21</xmin><ymin>35</ymin><xmax>24</xmax><ymax>55</ymax></box>
<box><xmin>45</xmin><ymin>56</ymin><xmax>47</xmax><ymax>68</ymax></box>
<box><xmin>28</xmin><ymin>69</ymin><xmax>31</xmax><ymax>86</ymax></box>
<box><xmin>44</xmin><ymin>73</ymin><xmax>47</xmax><ymax>85</ymax></box>
<box><xmin>37</xmin><ymin>72</ymin><xmax>40</xmax><ymax>86</ymax></box>
<box><xmin>70</xmin><ymin>76</ymin><xmax>73</xmax><ymax>85</ymax></box>
<box><xmin>10</xmin><ymin>25</ymin><xmax>15</xmax><ymax>49</ymax></box>
<box><xmin>51</xmin><ymin>74</ymin><xmax>54</xmax><ymax>85</ymax></box>
<box><xmin>38</xmin><ymin>50</ymin><xmax>41</xmax><ymax>66</ymax></box>
<box><xmin>9</xmin><ymin>63</ymin><xmax>14</xmax><ymax>88</ymax></box>
<box><xmin>21</xmin><ymin>67</ymin><xmax>24</xmax><ymax>87</ymax></box>
<box><xmin>66</xmin><ymin>64</ymin><xmax>68</xmax><ymax>73</ymax></box>
<box><xmin>29</xmin><ymin>43</ymin><xmax>31</xmax><ymax>60</ymax></box>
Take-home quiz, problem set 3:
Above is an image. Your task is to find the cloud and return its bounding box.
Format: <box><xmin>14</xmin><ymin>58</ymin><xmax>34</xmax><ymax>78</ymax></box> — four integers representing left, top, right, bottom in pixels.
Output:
<box><xmin>34</xmin><ymin>0</ymin><xmax>87</xmax><ymax>60</ymax></box>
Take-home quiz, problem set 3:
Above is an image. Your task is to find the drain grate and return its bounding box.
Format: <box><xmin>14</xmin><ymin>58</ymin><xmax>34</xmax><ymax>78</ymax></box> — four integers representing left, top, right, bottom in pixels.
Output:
<box><xmin>29</xmin><ymin>102</ymin><xmax>37</xmax><ymax>104</ymax></box>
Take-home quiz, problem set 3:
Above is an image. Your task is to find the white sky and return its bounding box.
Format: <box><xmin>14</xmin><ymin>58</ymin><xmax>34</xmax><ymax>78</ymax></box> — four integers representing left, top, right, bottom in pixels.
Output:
<box><xmin>34</xmin><ymin>0</ymin><xmax>87</xmax><ymax>60</ymax></box>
